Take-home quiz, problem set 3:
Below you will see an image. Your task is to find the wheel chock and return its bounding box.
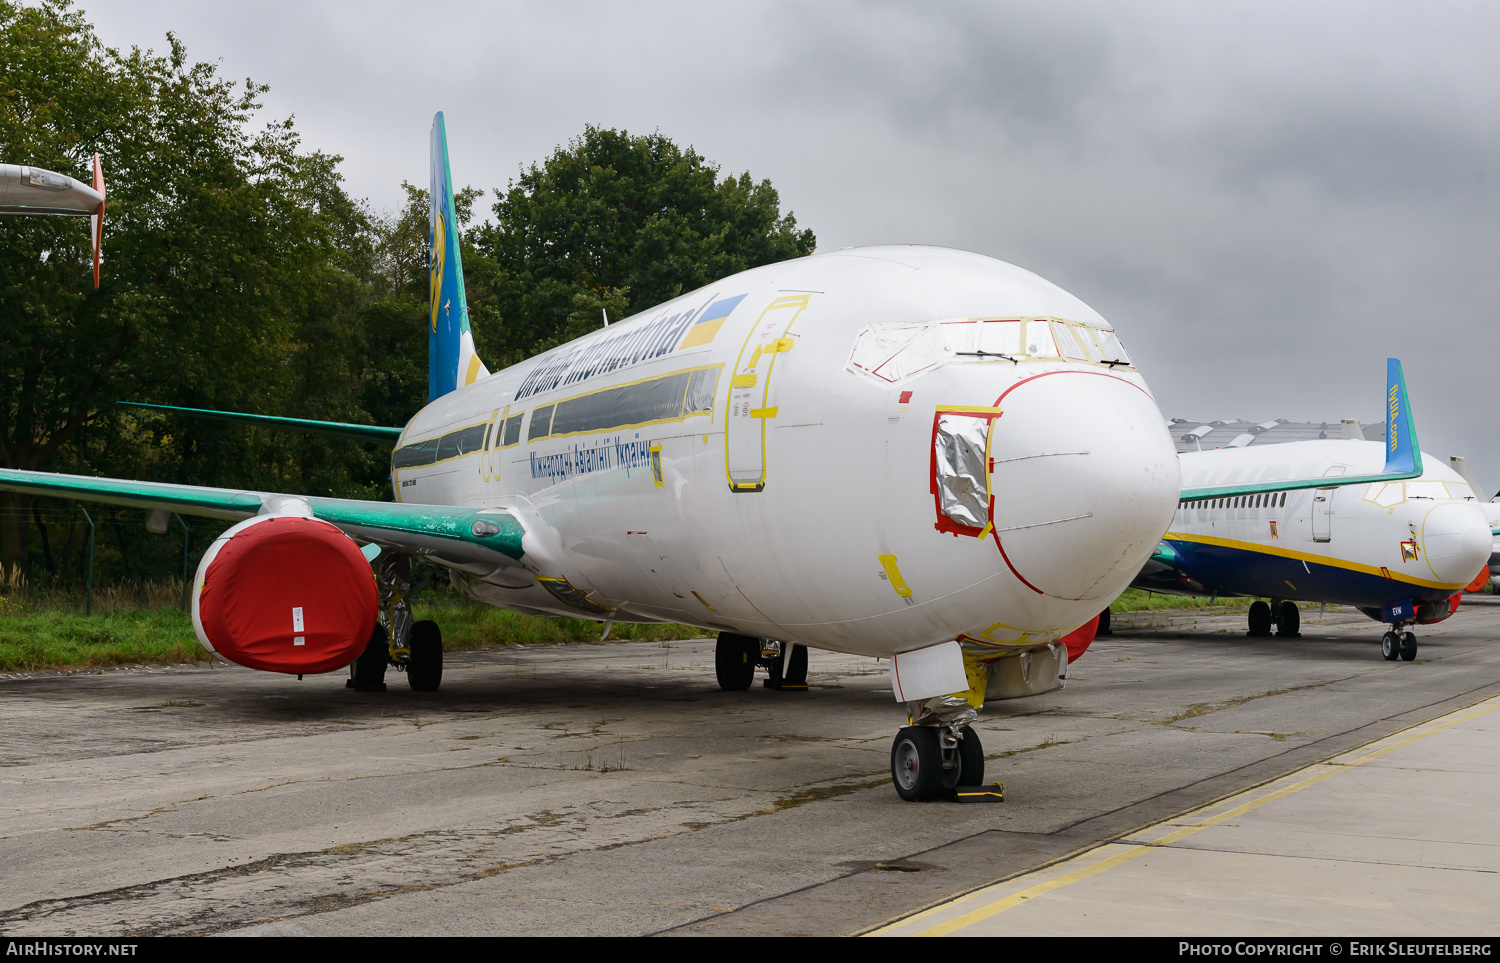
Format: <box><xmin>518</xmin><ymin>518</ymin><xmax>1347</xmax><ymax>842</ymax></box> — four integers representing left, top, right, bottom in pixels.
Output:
<box><xmin>954</xmin><ymin>783</ymin><xmax>1005</xmax><ymax>803</ymax></box>
<box><xmin>763</xmin><ymin>679</ymin><xmax>809</xmax><ymax>691</ymax></box>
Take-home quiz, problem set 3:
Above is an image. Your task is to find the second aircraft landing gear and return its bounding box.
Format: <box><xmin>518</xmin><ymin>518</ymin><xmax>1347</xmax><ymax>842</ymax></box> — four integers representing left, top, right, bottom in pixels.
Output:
<box><xmin>1382</xmin><ymin>627</ymin><xmax>1418</xmax><ymax>662</ymax></box>
<box><xmin>714</xmin><ymin>632</ymin><xmax>808</xmax><ymax>691</ymax></box>
<box><xmin>1248</xmin><ymin>599</ymin><xmax>1300</xmax><ymax>638</ymax></box>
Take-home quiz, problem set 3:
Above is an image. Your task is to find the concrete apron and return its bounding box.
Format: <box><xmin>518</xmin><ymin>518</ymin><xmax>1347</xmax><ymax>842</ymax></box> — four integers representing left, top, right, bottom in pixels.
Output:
<box><xmin>867</xmin><ymin>693</ymin><xmax>1500</xmax><ymax>936</ymax></box>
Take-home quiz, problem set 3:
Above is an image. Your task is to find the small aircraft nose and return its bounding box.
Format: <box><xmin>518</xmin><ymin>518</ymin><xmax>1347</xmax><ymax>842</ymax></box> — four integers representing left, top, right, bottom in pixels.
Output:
<box><xmin>1420</xmin><ymin>502</ymin><xmax>1492</xmax><ymax>587</ymax></box>
<box><xmin>987</xmin><ymin>372</ymin><xmax>1180</xmax><ymax>601</ymax></box>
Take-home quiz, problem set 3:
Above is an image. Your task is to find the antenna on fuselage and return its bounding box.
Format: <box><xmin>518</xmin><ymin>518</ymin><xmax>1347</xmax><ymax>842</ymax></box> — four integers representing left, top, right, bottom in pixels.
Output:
<box><xmin>602</xmin><ymin>308</ymin><xmax>610</xmax><ymax>327</ymax></box>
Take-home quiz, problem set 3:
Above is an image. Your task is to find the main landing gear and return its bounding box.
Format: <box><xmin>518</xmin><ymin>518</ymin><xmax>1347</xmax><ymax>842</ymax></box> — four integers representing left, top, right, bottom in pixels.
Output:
<box><xmin>714</xmin><ymin>632</ymin><xmax>808</xmax><ymax>691</ymax></box>
<box><xmin>349</xmin><ymin>552</ymin><xmax>445</xmax><ymax>692</ymax></box>
<box><xmin>1381</xmin><ymin>625</ymin><xmax>1418</xmax><ymax>662</ymax></box>
<box><xmin>1247</xmin><ymin>599</ymin><xmax>1300</xmax><ymax>638</ymax></box>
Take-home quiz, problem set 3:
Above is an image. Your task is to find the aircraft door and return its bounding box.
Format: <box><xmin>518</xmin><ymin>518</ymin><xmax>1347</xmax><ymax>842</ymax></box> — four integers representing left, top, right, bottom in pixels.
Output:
<box><xmin>725</xmin><ymin>295</ymin><xmax>809</xmax><ymax>492</ymax></box>
<box><xmin>1312</xmin><ymin>489</ymin><xmax>1334</xmax><ymax>543</ymax></box>
<box><xmin>482</xmin><ymin>407</ymin><xmax>507</xmax><ymax>483</ymax></box>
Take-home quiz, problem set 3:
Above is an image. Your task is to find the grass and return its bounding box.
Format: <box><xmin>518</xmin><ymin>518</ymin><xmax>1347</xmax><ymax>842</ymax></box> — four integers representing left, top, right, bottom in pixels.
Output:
<box><xmin>0</xmin><ymin>567</ymin><xmax>1242</xmax><ymax>673</ymax></box>
<box><xmin>1108</xmin><ymin>588</ymin><xmax>1249</xmax><ymax>613</ymax></box>
<box><xmin>0</xmin><ymin>565</ymin><xmax>710</xmax><ymax>672</ymax></box>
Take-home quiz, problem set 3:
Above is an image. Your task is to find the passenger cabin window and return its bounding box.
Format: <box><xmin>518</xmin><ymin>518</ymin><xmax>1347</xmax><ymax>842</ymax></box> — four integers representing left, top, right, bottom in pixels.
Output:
<box><xmin>502</xmin><ymin>413</ymin><xmax>524</xmax><ymax>447</ymax></box>
<box><xmin>528</xmin><ymin>367</ymin><xmax>721</xmax><ymax>442</ymax></box>
<box><xmin>529</xmin><ymin>405</ymin><xmax>555</xmax><ymax>442</ymax></box>
<box><xmin>391</xmin><ymin>422</ymin><xmax>487</xmax><ymax>470</ymax></box>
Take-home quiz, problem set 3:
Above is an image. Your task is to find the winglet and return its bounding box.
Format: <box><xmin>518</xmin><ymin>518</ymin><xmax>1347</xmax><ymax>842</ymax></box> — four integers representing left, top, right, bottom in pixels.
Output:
<box><xmin>1384</xmin><ymin>357</ymin><xmax>1421</xmax><ymax>477</ymax></box>
<box><xmin>428</xmin><ymin>112</ymin><xmax>489</xmax><ymax>402</ymax></box>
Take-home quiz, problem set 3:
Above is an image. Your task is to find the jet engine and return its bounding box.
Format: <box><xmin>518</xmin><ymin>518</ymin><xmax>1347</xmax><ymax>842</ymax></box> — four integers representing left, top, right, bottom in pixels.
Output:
<box><xmin>191</xmin><ymin>513</ymin><xmax>378</xmax><ymax>674</ymax></box>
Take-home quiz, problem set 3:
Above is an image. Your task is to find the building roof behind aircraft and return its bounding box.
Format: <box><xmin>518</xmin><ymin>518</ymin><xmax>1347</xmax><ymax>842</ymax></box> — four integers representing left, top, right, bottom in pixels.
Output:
<box><xmin>1165</xmin><ymin>418</ymin><xmax>1384</xmax><ymax>451</ymax></box>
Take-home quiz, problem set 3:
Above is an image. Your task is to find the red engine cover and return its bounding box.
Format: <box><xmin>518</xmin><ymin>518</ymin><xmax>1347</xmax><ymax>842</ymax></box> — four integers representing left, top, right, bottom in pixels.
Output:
<box><xmin>193</xmin><ymin>515</ymin><xmax>377</xmax><ymax>674</ymax></box>
<box><xmin>1059</xmin><ymin>614</ymin><xmax>1100</xmax><ymax>664</ymax></box>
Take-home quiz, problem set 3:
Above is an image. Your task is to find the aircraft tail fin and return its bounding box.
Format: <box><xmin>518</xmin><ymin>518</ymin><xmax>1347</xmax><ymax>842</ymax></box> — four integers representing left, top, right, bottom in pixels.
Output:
<box><xmin>428</xmin><ymin>112</ymin><xmax>489</xmax><ymax>402</ymax></box>
<box><xmin>1383</xmin><ymin>357</ymin><xmax>1421</xmax><ymax>476</ymax></box>
<box><xmin>1180</xmin><ymin>357</ymin><xmax>1424</xmax><ymax>501</ymax></box>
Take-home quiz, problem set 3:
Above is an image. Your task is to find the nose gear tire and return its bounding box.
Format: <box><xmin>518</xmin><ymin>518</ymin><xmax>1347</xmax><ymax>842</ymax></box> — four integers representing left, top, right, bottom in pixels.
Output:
<box><xmin>956</xmin><ymin>726</ymin><xmax>985</xmax><ymax>788</ymax></box>
<box><xmin>1381</xmin><ymin>632</ymin><xmax>1400</xmax><ymax>661</ymax></box>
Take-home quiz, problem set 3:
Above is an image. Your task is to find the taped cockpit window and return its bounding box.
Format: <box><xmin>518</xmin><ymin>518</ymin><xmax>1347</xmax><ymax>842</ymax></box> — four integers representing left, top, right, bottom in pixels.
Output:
<box><xmin>934</xmin><ymin>413</ymin><xmax>991</xmax><ymax>530</ymax></box>
<box><xmin>847</xmin><ymin>317</ymin><xmax>1132</xmax><ymax>387</ymax></box>
<box><xmin>1021</xmin><ymin>319</ymin><xmax>1059</xmax><ymax>358</ymax></box>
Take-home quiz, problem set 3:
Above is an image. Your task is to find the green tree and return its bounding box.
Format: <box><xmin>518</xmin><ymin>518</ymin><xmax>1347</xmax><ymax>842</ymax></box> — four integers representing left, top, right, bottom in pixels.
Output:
<box><xmin>471</xmin><ymin>126</ymin><xmax>816</xmax><ymax>365</ymax></box>
<box><xmin>0</xmin><ymin>1</ymin><xmax>378</xmax><ymax>571</ymax></box>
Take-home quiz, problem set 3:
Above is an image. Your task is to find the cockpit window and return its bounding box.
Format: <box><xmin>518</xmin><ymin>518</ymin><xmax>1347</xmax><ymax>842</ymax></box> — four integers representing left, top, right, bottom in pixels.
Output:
<box><xmin>846</xmin><ymin>316</ymin><xmax>1133</xmax><ymax>387</ymax></box>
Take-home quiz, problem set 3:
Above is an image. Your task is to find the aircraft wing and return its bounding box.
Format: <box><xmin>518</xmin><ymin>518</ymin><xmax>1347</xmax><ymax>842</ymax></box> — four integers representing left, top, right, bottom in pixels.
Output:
<box><xmin>1179</xmin><ymin>358</ymin><xmax>1422</xmax><ymax>500</ymax></box>
<box><xmin>0</xmin><ymin>468</ymin><xmax>524</xmax><ymax>567</ymax></box>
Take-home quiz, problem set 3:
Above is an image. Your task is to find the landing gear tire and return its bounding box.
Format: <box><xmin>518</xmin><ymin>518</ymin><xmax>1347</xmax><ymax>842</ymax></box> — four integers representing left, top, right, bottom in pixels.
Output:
<box><xmin>956</xmin><ymin>726</ymin><xmax>985</xmax><ymax>788</ymax></box>
<box><xmin>715</xmin><ymin>632</ymin><xmax>758</xmax><ymax>691</ymax></box>
<box><xmin>353</xmin><ymin>623</ymin><xmax>389</xmax><ymax>692</ymax></box>
<box><xmin>1248</xmin><ymin>600</ymin><xmax>1273</xmax><ymax>637</ymax></box>
<box><xmin>1277</xmin><ymin>601</ymin><xmax>1301</xmax><ymax>638</ymax></box>
<box><xmin>407</xmin><ymin>620</ymin><xmax>443</xmax><ymax>691</ymax></box>
<box><xmin>764</xmin><ymin>643</ymin><xmax>809</xmax><ymax>691</ymax></box>
<box><xmin>1381</xmin><ymin>632</ymin><xmax>1400</xmax><ymax>661</ymax></box>
<box><xmin>891</xmin><ymin>726</ymin><xmax>946</xmax><ymax>802</ymax></box>
<box><xmin>1400</xmin><ymin>632</ymin><xmax>1418</xmax><ymax>662</ymax></box>
<box><xmin>1097</xmin><ymin>608</ymin><xmax>1112</xmax><ymax>636</ymax></box>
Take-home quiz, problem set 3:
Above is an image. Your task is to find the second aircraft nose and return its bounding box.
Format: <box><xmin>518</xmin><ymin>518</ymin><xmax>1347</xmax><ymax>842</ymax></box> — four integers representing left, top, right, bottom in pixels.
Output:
<box><xmin>1420</xmin><ymin>501</ymin><xmax>1492</xmax><ymax>587</ymax></box>
<box><xmin>986</xmin><ymin>371</ymin><xmax>1180</xmax><ymax>601</ymax></box>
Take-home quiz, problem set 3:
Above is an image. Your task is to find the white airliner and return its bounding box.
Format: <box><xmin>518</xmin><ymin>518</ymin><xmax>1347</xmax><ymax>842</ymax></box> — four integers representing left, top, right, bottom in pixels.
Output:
<box><xmin>0</xmin><ymin>116</ymin><xmax>1427</xmax><ymax>801</ymax></box>
<box><xmin>1132</xmin><ymin>390</ymin><xmax>1492</xmax><ymax>660</ymax></box>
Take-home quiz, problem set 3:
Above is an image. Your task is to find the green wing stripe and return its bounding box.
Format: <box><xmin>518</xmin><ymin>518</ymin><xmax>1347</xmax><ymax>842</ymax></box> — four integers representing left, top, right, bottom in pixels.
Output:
<box><xmin>119</xmin><ymin>402</ymin><xmax>404</xmax><ymax>444</ymax></box>
<box><xmin>0</xmin><ymin>469</ymin><xmax>524</xmax><ymax>561</ymax></box>
<box><xmin>305</xmin><ymin>498</ymin><xmax>525</xmax><ymax>560</ymax></box>
<box><xmin>0</xmin><ymin>468</ymin><xmax>262</xmax><ymax>519</ymax></box>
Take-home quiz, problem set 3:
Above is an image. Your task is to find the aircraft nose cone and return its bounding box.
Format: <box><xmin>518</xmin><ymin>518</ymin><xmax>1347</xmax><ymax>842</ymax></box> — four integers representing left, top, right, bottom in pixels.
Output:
<box><xmin>1420</xmin><ymin>502</ymin><xmax>1492</xmax><ymax>586</ymax></box>
<box><xmin>988</xmin><ymin>372</ymin><xmax>1180</xmax><ymax>601</ymax></box>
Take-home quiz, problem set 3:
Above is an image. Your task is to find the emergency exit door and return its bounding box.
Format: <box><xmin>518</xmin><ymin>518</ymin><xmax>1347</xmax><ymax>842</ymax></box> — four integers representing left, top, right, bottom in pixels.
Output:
<box><xmin>725</xmin><ymin>295</ymin><xmax>809</xmax><ymax>492</ymax></box>
<box><xmin>1312</xmin><ymin>489</ymin><xmax>1334</xmax><ymax>542</ymax></box>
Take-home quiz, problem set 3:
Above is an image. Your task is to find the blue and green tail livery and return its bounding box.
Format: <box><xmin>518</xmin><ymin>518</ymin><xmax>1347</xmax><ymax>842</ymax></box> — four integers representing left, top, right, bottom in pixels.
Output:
<box><xmin>1384</xmin><ymin>357</ymin><xmax>1419</xmax><ymax>476</ymax></box>
<box><xmin>429</xmin><ymin>111</ymin><xmax>489</xmax><ymax>402</ymax></box>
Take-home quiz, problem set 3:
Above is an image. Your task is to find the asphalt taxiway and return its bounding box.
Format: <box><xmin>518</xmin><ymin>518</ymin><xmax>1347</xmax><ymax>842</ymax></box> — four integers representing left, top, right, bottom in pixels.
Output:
<box><xmin>2</xmin><ymin>601</ymin><xmax>1498</xmax><ymax>936</ymax></box>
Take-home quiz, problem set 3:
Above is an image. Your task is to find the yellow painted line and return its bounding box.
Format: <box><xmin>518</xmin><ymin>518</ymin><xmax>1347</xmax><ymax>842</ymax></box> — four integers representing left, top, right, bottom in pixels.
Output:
<box><xmin>730</xmin><ymin>374</ymin><xmax>758</xmax><ymax>388</ymax></box>
<box><xmin>1164</xmin><ymin>530</ymin><xmax>1463</xmax><ymax>591</ymax></box>
<box><xmin>749</xmin><ymin>406</ymin><xmax>778</xmax><ymax>419</ymax></box>
<box><xmin>867</xmin><ymin>695</ymin><xmax>1500</xmax><ymax>937</ymax></box>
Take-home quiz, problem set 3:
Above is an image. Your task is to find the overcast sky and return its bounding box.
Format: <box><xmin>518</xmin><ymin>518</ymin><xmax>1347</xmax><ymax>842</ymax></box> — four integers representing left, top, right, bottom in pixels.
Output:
<box><xmin>79</xmin><ymin>1</ymin><xmax>1500</xmax><ymax>489</ymax></box>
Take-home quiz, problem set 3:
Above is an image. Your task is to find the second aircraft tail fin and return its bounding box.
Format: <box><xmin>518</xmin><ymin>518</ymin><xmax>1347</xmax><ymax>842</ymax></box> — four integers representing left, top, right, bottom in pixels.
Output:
<box><xmin>428</xmin><ymin>111</ymin><xmax>489</xmax><ymax>402</ymax></box>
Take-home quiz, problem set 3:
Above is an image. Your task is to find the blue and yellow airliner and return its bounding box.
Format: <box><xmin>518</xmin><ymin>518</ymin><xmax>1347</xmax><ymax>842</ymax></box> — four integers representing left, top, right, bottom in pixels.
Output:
<box><xmin>1131</xmin><ymin>360</ymin><xmax>1491</xmax><ymax>661</ymax></box>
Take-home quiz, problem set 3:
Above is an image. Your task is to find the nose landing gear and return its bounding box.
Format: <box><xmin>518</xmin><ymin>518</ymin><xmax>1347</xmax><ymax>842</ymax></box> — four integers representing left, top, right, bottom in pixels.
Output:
<box><xmin>890</xmin><ymin>724</ymin><xmax>987</xmax><ymax>802</ymax></box>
